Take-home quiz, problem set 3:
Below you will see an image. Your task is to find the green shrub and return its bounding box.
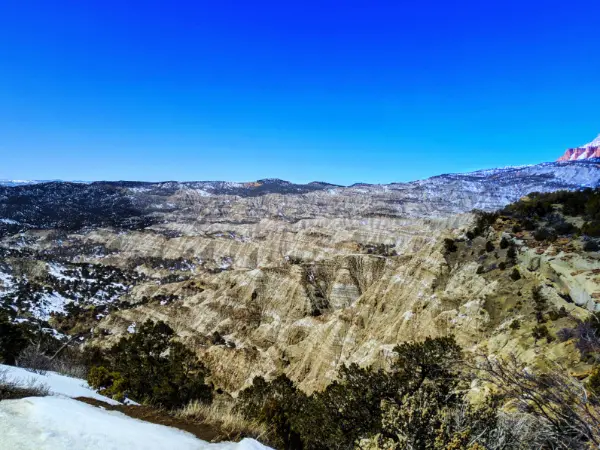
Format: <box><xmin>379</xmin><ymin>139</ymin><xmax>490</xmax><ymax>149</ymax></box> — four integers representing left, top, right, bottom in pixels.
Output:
<box><xmin>236</xmin><ymin>337</ymin><xmax>466</xmax><ymax>450</ymax></box>
<box><xmin>532</xmin><ymin>286</ymin><xmax>547</xmax><ymax>323</ymax></box>
<box><xmin>509</xmin><ymin>319</ymin><xmax>521</xmax><ymax>330</ymax></box>
<box><xmin>88</xmin><ymin>320</ymin><xmax>212</xmax><ymax>408</ymax></box>
<box><xmin>0</xmin><ymin>312</ymin><xmax>31</xmax><ymax>365</ymax></box>
<box><xmin>500</xmin><ymin>237</ymin><xmax>510</xmax><ymax>249</ymax></box>
<box><xmin>588</xmin><ymin>366</ymin><xmax>600</xmax><ymax>396</ymax></box>
<box><xmin>582</xmin><ymin>221</ymin><xmax>600</xmax><ymax>237</ymax></box>
<box><xmin>532</xmin><ymin>325</ymin><xmax>553</xmax><ymax>342</ymax></box>
<box><xmin>548</xmin><ymin>307</ymin><xmax>568</xmax><ymax>321</ymax></box>
<box><xmin>510</xmin><ymin>268</ymin><xmax>521</xmax><ymax>281</ymax></box>
<box><xmin>534</xmin><ymin>227</ymin><xmax>556</xmax><ymax>242</ymax></box>
<box><xmin>520</xmin><ymin>219</ymin><xmax>536</xmax><ymax>231</ymax></box>
<box><xmin>236</xmin><ymin>374</ymin><xmax>305</xmax><ymax>449</ymax></box>
<box><xmin>443</xmin><ymin>238</ymin><xmax>458</xmax><ymax>253</ymax></box>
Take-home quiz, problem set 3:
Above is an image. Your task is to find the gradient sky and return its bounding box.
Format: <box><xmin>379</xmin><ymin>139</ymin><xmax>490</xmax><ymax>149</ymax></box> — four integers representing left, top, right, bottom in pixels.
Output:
<box><xmin>1</xmin><ymin>1</ymin><xmax>599</xmax><ymax>185</ymax></box>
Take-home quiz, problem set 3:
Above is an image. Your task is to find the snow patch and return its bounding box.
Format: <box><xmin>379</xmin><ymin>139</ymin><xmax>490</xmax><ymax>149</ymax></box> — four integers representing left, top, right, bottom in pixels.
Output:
<box><xmin>47</xmin><ymin>263</ymin><xmax>78</xmax><ymax>281</ymax></box>
<box><xmin>0</xmin><ymin>396</ymin><xmax>272</xmax><ymax>450</ymax></box>
<box><xmin>402</xmin><ymin>311</ymin><xmax>414</xmax><ymax>321</ymax></box>
<box><xmin>0</xmin><ymin>271</ymin><xmax>16</xmax><ymax>292</ymax></box>
<box><xmin>28</xmin><ymin>291</ymin><xmax>71</xmax><ymax>320</ymax></box>
<box><xmin>0</xmin><ymin>364</ymin><xmax>119</xmax><ymax>405</ymax></box>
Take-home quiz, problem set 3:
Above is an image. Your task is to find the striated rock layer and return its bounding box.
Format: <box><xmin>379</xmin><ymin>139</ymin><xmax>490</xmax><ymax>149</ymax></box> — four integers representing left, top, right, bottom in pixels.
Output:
<box><xmin>558</xmin><ymin>133</ymin><xmax>600</xmax><ymax>161</ymax></box>
<box><xmin>1</xmin><ymin>160</ymin><xmax>600</xmax><ymax>393</ymax></box>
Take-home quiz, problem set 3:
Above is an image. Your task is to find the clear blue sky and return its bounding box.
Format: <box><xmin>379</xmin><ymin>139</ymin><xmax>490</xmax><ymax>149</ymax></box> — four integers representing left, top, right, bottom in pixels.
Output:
<box><xmin>1</xmin><ymin>1</ymin><xmax>599</xmax><ymax>185</ymax></box>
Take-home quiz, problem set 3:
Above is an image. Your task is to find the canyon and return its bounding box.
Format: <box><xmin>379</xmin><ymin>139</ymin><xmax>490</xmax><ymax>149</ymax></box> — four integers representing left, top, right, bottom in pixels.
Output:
<box><xmin>2</xmin><ymin>158</ymin><xmax>600</xmax><ymax>393</ymax></box>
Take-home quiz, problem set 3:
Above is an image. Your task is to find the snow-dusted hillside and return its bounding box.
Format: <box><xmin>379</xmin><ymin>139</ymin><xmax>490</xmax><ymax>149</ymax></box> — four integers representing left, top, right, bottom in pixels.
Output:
<box><xmin>1</xmin><ymin>160</ymin><xmax>599</xmax><ymax>233</ymax></box>
<box><xmin>0</xmin><ymin>364</ymin><xmax>272</xmax><ymax>450</ymax></box>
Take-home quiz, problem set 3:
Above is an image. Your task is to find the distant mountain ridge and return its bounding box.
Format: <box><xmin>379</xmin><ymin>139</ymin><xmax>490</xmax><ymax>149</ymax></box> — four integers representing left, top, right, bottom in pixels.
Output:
<box><xmin>558</xmin><ymin>134</ymin><xmax>600</xmax><ymax>161</ymax></box>
<box><xmin>1</xmin><ymin>159</ymin><xmax>600</xmax><ymax>235</ymax></box>
<box><xmin>0</xmin><ymin>179</ymin><xmax>90</xmax><ymax>187</ymax></box>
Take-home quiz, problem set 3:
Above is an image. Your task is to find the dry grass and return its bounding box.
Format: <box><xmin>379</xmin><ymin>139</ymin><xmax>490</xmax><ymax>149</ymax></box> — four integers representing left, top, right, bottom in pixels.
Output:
<box><xmin>0</xmin><ymin>367</ymin><xmax>50</xmax><ymax>401</ymax></box>
<box><xmin>176</xmin><ymin>400</ymin><xmax>268</xmax><ymax>442</ymax></box>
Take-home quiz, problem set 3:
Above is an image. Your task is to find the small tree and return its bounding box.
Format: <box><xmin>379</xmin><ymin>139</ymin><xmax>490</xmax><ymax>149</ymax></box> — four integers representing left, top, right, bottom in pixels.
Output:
<box><xmin>237</xmin><ymin>374</ymin><xmax>305</xmax><ymax>449</ymax></box>
<box><xmin>477</xmin><ymin>354</ymin><xmax>600</xmax><ymax>448</ymax></box>
<box><xmin>88</xmin><ymin>320</ymin><xmax>212</xmax><ymax>407</ymax></box>
<box><xmin>443</xmin><ymin>238</ymin><xmax>458</xmax><ymax>254</ymax></box>
<box><xmin>0</xmin><ymin>312</ymin><xmax>31</xmax><ymax>365</ymax></box>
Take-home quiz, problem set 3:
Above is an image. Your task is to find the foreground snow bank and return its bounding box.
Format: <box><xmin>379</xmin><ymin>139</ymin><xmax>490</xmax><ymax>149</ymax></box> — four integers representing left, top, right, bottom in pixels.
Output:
<box><xmin>0</xmin><ymin>396</ymin><xmax>270</xmax><ymax>450</ymax></box>
<box><xmin>0</xmin><ymin>364</ymin><xmax>119</xmax><ymax>405</ymax></box>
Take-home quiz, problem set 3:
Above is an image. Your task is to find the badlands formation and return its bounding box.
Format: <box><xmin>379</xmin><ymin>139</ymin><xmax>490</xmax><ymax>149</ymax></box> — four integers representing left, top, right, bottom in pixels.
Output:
<box><xmin>1</xmin><ymin>158</ymin><xmax>600</xmax><ymax>392</ymax></box>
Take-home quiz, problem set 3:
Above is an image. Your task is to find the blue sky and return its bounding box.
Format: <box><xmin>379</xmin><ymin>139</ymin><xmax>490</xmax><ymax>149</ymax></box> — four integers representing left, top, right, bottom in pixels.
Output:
<box><xmin>1</xmin><ymin>1</ymin><xmax>599</xmax><ymax>185</ymax></box>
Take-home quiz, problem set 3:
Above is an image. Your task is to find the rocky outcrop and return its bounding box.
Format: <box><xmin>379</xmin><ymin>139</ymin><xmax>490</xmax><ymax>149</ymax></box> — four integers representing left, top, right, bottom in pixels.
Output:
<box><xmin>558</xmin><ymin>134</ymin><xmax>600</xmax><ymax>161</ymax></box>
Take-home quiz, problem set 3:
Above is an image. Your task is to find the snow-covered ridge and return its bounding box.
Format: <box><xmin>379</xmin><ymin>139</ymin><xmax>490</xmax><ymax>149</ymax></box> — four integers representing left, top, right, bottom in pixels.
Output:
<box><xmin>0</xmin><ymin>179</ymin><xmax>89</xmax><ymax>187</ymax></box>
<box><xmin>557</xmin><ymin>133</ymin><xmax>600</xmax><ymax>161</ymax></box>
<box><xmin>580</xmin><ymin>133</ymin><xmax>600</xmax><ymax>149</ymax></box>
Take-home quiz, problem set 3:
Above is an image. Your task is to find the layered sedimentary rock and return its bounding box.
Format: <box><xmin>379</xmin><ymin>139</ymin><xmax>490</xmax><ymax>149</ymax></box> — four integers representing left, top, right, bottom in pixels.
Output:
<box><xmin>558</xmin><ymin>134</ymin><xmax>600</xmax><ymax>161</ymax></box>
<box><xmin>1</xmin><ymin>160</ymin><xmax>600</xmax><ymax>392</ymax></box>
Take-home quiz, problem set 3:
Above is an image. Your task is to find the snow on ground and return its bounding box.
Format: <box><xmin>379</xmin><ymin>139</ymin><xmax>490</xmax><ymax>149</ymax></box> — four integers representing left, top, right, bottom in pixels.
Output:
<box><xmin>0</xmin><ymin>272</ymin><xmax>16</xmax><ymax>301</ymax></box>
<box><xmin>47</xmin><ymin>262</ymin><xmax>78</xmax><ymax>281</ymax></box>
<box><xmin>0</xmin><ymin>396</ymin><xmax>271</xmax><ymax>450</ymax></box>
<box><xmin>29</xmin><ymin>291</ymin><xmax>71</xmax><ymax>320</ymax></box>
<box><xmin>0</xmin><ymin>365</ymin><xmax>272</xmax><ymax>449</ymax></box>
<box><xmin>0</xmin><ymin>364</ymin><xmax>120</xmax><ymax>405</ymax></box>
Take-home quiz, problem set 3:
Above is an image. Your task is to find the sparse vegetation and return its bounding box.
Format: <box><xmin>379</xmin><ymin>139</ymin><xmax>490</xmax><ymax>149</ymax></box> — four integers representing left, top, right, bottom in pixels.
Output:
<box><xmin>87</xmin><ymin>320</ymin><xmax>213</xmax><ymax>408</ymax></box>
<box><xmin>510</xmin><ymin>268</ymin><xmax>521</xmax><ymax>281</ymax></box>
<box><xmin>532</xmin><ymin>324</ymin><xmax>554</xmax><ymax>343</ymax></box>
<box><xmin>176</xmin><ymin>400</ymin><xmax>268</xmax><ymax>442</ymax></box>
<box><xmin>443</xmin><ymin>238</ymin><xmax>458</xmax><ymax>253</ymax></box>
<box><xmin>0</xmin><ymin>311</ymin><xmax>31</xmax><ymax>365</ymax></box>
<box><xmin>532</xmin><ymin>286</ymin><xmax>547</xmax><ymax>323</ymax></box>
<box><xmin>235</xmin><ymin>337</ymin><xmax>600</xmax><ymax>449</ymax></box>
<box><xmin>0</xmin><ymin>367</ymin><xmax>50</xmax><ymax>400</ymax></box>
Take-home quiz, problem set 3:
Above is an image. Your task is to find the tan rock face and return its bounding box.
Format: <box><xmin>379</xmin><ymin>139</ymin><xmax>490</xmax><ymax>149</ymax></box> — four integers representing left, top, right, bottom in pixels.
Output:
<box><xmin>47</xmin><ymin>212</ymin><xmax>593</xmax><ymax>394</ymax></box>
<box><xmin>3</xmin><ymin>173</ymin><xmax>600</xmax><ymax>395</ymax></box>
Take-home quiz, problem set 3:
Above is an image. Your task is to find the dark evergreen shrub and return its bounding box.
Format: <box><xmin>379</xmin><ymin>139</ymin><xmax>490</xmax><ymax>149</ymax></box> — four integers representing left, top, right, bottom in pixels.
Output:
<box><xmin>510</xmin><ymin>268</ymin><xmax>521</xmax><ymax>281</ymax></box>
<box><xmin>443</xmin><ymin>238</ymin><xmax>457</xmax><ymax>253</ymax></box>
<box><xmin>87</xmin><ymin>320</ymin><xmax>212</xmax><ymax>408</ymax></box>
